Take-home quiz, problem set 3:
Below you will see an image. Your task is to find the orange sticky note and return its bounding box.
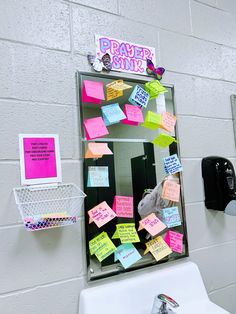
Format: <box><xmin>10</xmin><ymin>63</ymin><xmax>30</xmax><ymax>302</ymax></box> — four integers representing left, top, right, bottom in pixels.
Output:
<box><xmin>88</xmin><ymin>201</ymin><xmax>117</xmax><ymax>228</ymax></box>
<box><xmin>161</xmin><ymin>180</ymin><xmax>180</xmax><ymax>202</ymax></box>
<box><xmin>160</xmin><ymin>112</ymin><xmax>176</xmax><ymax>133</ymax></box>
<box><xmin>85</xmin><ymin>143</ymin><xmax>113</xmax><ymax>159</ymax></box>
<box><xmin>138</xmin><ymin>213</ymin><xmax>166</xmax><ymax>237</ymax></box>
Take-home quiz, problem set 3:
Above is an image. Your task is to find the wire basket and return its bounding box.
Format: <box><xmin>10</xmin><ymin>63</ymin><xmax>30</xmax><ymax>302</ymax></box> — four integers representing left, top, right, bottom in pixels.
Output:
<box><xmin>13</xmin><ymin>183</ymin><xmax>86</xmax><ymax>231</ymax></box>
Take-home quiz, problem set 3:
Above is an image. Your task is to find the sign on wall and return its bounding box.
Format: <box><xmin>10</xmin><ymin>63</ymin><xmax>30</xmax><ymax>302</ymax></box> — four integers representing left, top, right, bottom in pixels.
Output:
<box><xmin>95</xmin><ymin>35</ymin><xmax>156</xmax><ymax>75</ymax></box>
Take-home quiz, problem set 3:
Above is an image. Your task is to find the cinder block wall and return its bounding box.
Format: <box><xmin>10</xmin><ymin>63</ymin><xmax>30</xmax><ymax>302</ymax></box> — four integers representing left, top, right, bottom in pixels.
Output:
<box><xmin>0</xmin><ymin>0</ymin><xmax>236</xmax><ymax>313</ymax></box>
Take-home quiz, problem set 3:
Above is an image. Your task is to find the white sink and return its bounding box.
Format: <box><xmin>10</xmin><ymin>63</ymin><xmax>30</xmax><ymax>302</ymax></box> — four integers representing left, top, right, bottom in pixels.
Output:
<box><xmin>79</xmin><ymin>261</ymin><xmax>229</xmax><ymax>314</ymax></box>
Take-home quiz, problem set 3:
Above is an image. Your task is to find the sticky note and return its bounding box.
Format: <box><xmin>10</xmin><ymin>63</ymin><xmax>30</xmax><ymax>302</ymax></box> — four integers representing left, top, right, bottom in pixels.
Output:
<box><xmin>106</xmin><ymin>86</ymin><xmax>123</xmax><ymax>101</ymax></box>
<box><xmin>160</xmin><ymin>112</ymin><xmax>177</xmax><ymax>133</ymax></box>
<box><xmin>87</xmin><ymin>166</ymin><xmax>109</xmax><ymax>187</ymax></box>
<box><xmin>82</xmin><ymin>80</ymin><xmax>105</xmax><ymax>104</ymax></box>
<box><xmin>142</xmin><ymin>111</ymin><xmax>161</xmax><ymax>130</ymax></box>
<box><xmin>144</xmin><ymin>236</ymin><xmax>172</xmax><ymax>262</ymax></box>
<box><xmin>88</xmin><ymin>201</ymin><xmax>116</xmax><ymax>228</ymax></box>
<box><xmin>114</xmin><ymin>243</ymin><xmax>141</xmax><ymax>269</ymax></box>
<box><xmin>83</xmin><ymin>117</ymin><xmax>109</xmax><ymax>140</ymax></box>
<box><xmin>161</xmin><ymin>180</ymin><xmax>180</xmax><ymax>202</ymax></box>
<box><xmin>121</xmin><ymin>104</ymin><xmax>144</xmax><ymax>126</ymax></box>
<box><xmin>101</xmin><ymin>103</ymin><xmax>126</xmax><ymax>126</ymax></box>
<box><xmin>144</xmin><ymin>80</ymin><xmax>167</xmax><ymax>100</ymax></box>
<box><xmin>164</xmin><ymin>230</ymin><xmax>183</xmax><ymax>254</ymax></box>
<box><xmin>156</xmin><ymin>93</ymin><xmax>166</xmax><ymax>114</ymax></box>
<box><xmin>89</xmin><ymin>231</ymin><xmax>116</xmax><ymax>262</ymax></box>
<box><xmin>129</xmin><ymin>85</ymin><xmax>149</xmax><ymax>108</ymax></box>
<box><xmin>85</xmin><ymin>142</ymin><xmax>113</xmax><ymax>159</ymax></box>
<box><xmin>163</xmin><ymin>154</ymin><xmax>183</xmax><ymax>174</ymax></box>
<box><xmin>162</xmin><ymin>207</ymin><xmax>181</xmax><ymax>228</ymax></box>
<box><xmin>107</xmin><ymin>80</ymin><xmax>132</xmax><ymax>91</ymax></box>
<box><xmin>138</xmin><ymin>213</ymin><xmax>166</xmax><ymax>237</ymax></box>
<box><xmin>113</xmin><ymin>223</ymin><xmax>140</xmax><ymax>243</ymax></box>
<box><xmin>152</xmin><ymin>133</ymin><xmax>177</xmax><ymax>148</ymax></box>
<box><xmin>112</xmin><ymin>196</ymin><xmax>133</xmax><ymax>218</ymax></box>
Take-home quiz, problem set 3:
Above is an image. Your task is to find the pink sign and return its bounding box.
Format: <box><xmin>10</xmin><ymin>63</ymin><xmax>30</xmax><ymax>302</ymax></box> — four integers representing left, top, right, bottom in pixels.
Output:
<box><xmin>138</xmin><ymin>213</ymin><xmax>166</xmax><ymax>236</ymax></box>
<box><xmin>121</xmin><ymin>104</ymin><xmax>144</xmax><ymax>126</ymax></box>
<box><xmin>112</xmin><ymin>196</ymin><xmax>133</xmax><ymax>218</ymax></box>
<box><xmin>164</xmin><ymin>230</ymin><xmax>183</xmax><ymax>254</ymax></box>
<box><xmin>83</xmin><ymin>117</ymin><xmax>109</xmax><ymax>140</ymax></box>
<box><xmin>95</xmin><ymin>35</ymin><xmax>156</xmax><ymax>75</ymax></box>
<box><xmin>88</xmin><ymin>201</ymin><xmax>117</xmax><ymax>228</ymax></box>
<box><xmin>82</xmin><ymin>80</ymin><xmax>105</xmax><ymax>104</ymax></box>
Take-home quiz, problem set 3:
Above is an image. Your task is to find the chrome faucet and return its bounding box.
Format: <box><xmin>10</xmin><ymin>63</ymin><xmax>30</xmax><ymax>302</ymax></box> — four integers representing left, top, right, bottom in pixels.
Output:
<box><xmin>151</xmin><ymin>294</ymin><xmax>179</xmax><ymax>314</ymax></box>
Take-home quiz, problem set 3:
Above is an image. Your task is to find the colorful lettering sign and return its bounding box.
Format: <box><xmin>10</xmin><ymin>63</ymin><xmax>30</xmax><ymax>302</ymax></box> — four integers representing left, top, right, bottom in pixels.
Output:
<box><xmin>112</xmin><ymin>196</ymin><xmax>133</xmax><ymax>218</ymax></box>
<box><xmin>161</xmin><ymin>180</ymin><xmax>180</xmax><ymax>202</ymax></box>
<box><xmin>95</xmin><ymin>35</ymin><xmax>156</xmax><ymax>75</ymax></box>
<box><xmin>162</xmin><ymin>207</ymin><xmax>181</xmax><ymax>228</ymax></box>
<box><xmin>89</xmin><ymin>231</ymin><xmax>116</xmax><ymax>262</ymax></box>
<box><xmin>114</xmin><ymin>243</ymin><xmax>142</xmax><ymax>269</ymax></box>
<box><xmin>83</xmin><ymin>117</ymin><xmax>109</xmax><ymax>140</ymax></box>
<box><xmin>87</xmin><ymin>166</ymin><xmax>109</xmax><ymax>187</ymax></box>
<box><xmin>144</xmin><ymin>236</ymin><xmax>172</xmax><ymax>262</ymax></box>
<box><xmin>163</xmin><ymin>154</ymin><xmax>183</xmax><ymax>174</ymax></box>
<box><xmin>112</xmin><ymin>223</ymin><xmax>140</xmax><ymax>243</ymax></box>
<box><xmin>88</xmin><ymin>201</ymin><xmax>116</xmax><ymax>228</ymax></box>
<box><xmin>101</xmin><ymin>103</ymin><xmax>126</xmax><ymax>126</ymax></box>
<box><xmin>129</xmin><ymin>85</ymin><xmax>149</xmax><ymax>108</ymax></box>
<box><xmin>82</xmin><ymin>80</ymin><xmax>105</xmax><ymax>104</ymax></box>
<box><xmin>164</xmin><ymin>231</ymin><xmax>183</xmax><ymax>254</ymax></box>
<box><xmin>121</xmin><ymin>104</ymin><xmax>144</xmax><ymax>126</ymax></box>
<box><xmin>138</xmin><ymin>213</ymin><xmax>166</xmax><ymax>237</ymax></box>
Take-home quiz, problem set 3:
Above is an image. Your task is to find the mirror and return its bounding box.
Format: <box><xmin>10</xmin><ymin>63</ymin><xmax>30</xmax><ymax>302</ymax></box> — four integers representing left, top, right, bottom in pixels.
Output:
<box><xmin>77</xmin><ymin>72</ymin><xmax>188</xmax><ymax>281</ymax></box>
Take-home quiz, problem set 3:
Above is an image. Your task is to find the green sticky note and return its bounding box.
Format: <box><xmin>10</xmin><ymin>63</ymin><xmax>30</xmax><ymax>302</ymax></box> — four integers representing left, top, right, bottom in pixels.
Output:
<box><xmin>145</xmin><ymin>80</ymin><xmax>168</xmax><ymax>100</ymax></box>
<box><xmin>152</xmin><ymin>133</ymin><xmax>177</xmax><ymax>148</ymax></box>
<box><xmin>142</xmin><ymin>111</ymin><xmax>161</xmax><ymax>130</ymax></box>
<box><xmin>89</xmin><ymin>231</ymin><xmax>116</xmax><ymax>262</ymax></box>
<box><xmin>116</xmin><ymin>223</ymin><xmax>140</xmax><ymax>243</ymax></box>
<box><xmin>112</xmin><ymin>228</ymin><xmax>120</xmax><ymax>239</ymax></box>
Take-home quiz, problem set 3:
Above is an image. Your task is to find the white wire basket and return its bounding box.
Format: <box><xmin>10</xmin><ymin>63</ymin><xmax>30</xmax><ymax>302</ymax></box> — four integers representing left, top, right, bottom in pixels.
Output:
<box><xmin>13</xmin><ymin>183</ymin><xmax>86</xmax><ymax>231</ymax></box>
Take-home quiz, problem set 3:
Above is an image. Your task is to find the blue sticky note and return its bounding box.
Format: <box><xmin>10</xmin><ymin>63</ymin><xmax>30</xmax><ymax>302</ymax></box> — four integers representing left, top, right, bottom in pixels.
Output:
<box><xmin>114</xmin><ymin>243</ymin><xmax>141</xmax><ymax>269</ymax></box>
<box><xmin>163</xmin><ymin>154</ymin><xmax>183</xmax><ymax>174</ymax></box>
<box><xmin>129</xmin><ymin>85</ymin><xmax>149</xmax><ymax>108</ymax></box>
<box><xmin>162</xmin><ymin>207</ymin><xmax>181</xmax><ymax>228</ymax></box>
<box><xmin>87</xmin><ymin>166</ymin><xmax>109</xmax><ymax>187</ymax></box>
<box><xmin>101</xmin><ymin>103</ymin><xmax>126</xmax><ymax>126</ymax></box>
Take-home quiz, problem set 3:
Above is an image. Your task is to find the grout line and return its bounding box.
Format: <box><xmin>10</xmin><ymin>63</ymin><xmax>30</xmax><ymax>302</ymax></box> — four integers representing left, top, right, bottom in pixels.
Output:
<box><xmin>189</xmin><ymin>0</ymin><xmax>194</xmax><ymax>35</ymax></box>
<box><xmin>177</xmin><ymin>113</ymin><xmax>232</xmax><ymax>121</ymax></box>
<box><xmin>193</xmin><ymin>0</ymin><xmax>222</xmax><ymax>10</ymax></box>
<box><xmin>0</xmin><ymin>97</ymin><xmax>75</xmax><ymax>107</ymax></box>
<box><xmin>209</xmin><ymin>282</ymin><xmax>236</xmax><ymax>294</ymax></box>
<box><xmin>190</xmin><ymin>239</ymin><xmax>236</xmax><ymax>253</ymax></box>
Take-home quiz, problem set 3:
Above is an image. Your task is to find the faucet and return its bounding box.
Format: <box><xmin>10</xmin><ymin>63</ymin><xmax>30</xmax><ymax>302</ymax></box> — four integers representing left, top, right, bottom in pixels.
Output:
<box><xmin>151</xmin><ymin>294</ymin><xmax>179</xmax><ymax>314</ymax></box>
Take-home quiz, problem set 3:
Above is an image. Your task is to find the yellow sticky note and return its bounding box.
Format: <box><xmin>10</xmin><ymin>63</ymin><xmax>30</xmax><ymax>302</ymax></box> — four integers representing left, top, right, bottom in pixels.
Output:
<box><xmin>145</xmin><ymin>80</ymin><xmax>168</xmax><ymax>100</ymax></box>
<box><xmin>152</xmin><ymin>133</ymin><xmax>177</xmax><ymax>148</ymax></box>
<box><xmin>115</xmin><ymin>223</ymin><xmax>140</xmax><ymax>243</ymax></box>
<box><xmin>144</xmin><ymin>236</ymin><xmax>172</xmax><ymax>262</ymax></box>
<box><xmin>41</xmin><ymin>212</ymin><xmax>67</xmax><ymax>219</ymax></box>
<box><xmin>142</xmin><ymin>111</ymin><xmax>161</xmax><ymax>130</ymax></box>
<box><xmin>89</xmin><ymin>231</ymin><xmax>116</xmax><ymax>262</ymax></box>
<box><xmin>106</xmin><ymin>86</ymin><xmax>123</xmax><ymax>101</ymax></box>
<box><xmin>112</xmin><ymin>228</ymin><xmax>119</xmax><ymax>239</ymax></box>
<box><xmin>107</xmin><ymin>80</ymin><xmax>132</xmax><ymax>91</ymax></box>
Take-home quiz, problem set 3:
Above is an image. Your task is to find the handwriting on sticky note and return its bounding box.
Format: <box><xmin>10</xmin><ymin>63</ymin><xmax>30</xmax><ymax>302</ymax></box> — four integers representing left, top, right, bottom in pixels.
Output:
<box><xmin>107</xmin><ymin>80</ymin><xmax>132</xmax><ymax>91</ymax></box>
<box><xmin>163</xmin><ymin>154</ymin><xmax>183</xmax><ymax>174</ymax></box>
<box><xmin>82</xmin><ymin>80</ymin><xmax>105</xmax><ymax>104</ymax></box>
<box><xmin>129</xmin><ymin>85</ymin><xmax>149</xmax><ymax>108</ymax></box>
<box><xmin>89</xmin><ymin>231</ymin><xmax>116</xmax><ymax>262</ymax></box>
<box><xmin>88</xmin><ymin>201</ymin><xmax>116</xmax><ymax>228</ymax></box>
<box><xmin>106</xmin><ymin>86</ymin><xmax>123</xmax><ymax>101</ymax></box>
<box><xmin>142</xmin><ymin>111</ymin><xmax>161</xmax><ymax>130</ymax></box>
<box><xmin>87</xmin><ymin>166</ymin><xmax>109</xmax><ymax>187</ymax></box>
<box><xmin>162</xmin><ymin>207</ymin><xmax>181</xmax><ymax>228</ymax></box>
<box><xmin>114</xmin><ymin>243</ymin><xmax>141</xmax><ymax>269</ymax></box>
<box><xmin>138</xmin><ymin>213</ymin><xmax>166</xmax><ymax>236</ymax></box>
<box><xmin>85</xmin><ymin>142</ymin><xmax>113</xmax><ymax>159</ymax></box>
<box><xmin>144</xmin><ymin>80</ymin><xmax>167</xmax><ymax>100</ymax></box>
<box><xmin>114</xmin><ymin>223</ymin><xmax>140</xmax><ymax>243</ymax></box>
<box><xmin>152</xmin><ymin>133</ymin><xmax>177</xmax><ymax>148</ymax></box>
<box><xmin>101</xmin><ymin>103</ymin><xmax>126</xmax><ymax>126</ymax></box>
<box><xmin>161</xmin><ymin>180</ymin><xmax>180</xmax><ymax>202</ymax></box>
<box><xmin>112</xmin><ymin>196</ymin><xmax>133</xmax><ymax>218</ymax></box>
<box><xmin>160</xmin><ymin>112</ymin><xmax>176</xmax><ymax>133</ymax></box>
<box><xmin>164</xmin><ymin>231</ymin><xmax>183</xmax><ymax>254</ymax></box>
<box><xmin>83</xmin><ymin>117</ymin><xmax>109</xmax><ymax>140</ymax></box>
<box><xmin>145</xmin><ymin>236</ymin><xmax>172</xmax><ymax>262</ymax></box>
<box><xmin>122</xmin><ymin>104</ymin><xmax>144</xmax><ymax>124</ymax></box>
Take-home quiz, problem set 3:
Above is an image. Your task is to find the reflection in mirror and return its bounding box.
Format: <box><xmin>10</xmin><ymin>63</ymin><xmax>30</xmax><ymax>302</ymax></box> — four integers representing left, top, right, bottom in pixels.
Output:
<box><xmin>77</xmin><ymin>72</ymin><xmax>188</xmax><ymax>281</ymax></box>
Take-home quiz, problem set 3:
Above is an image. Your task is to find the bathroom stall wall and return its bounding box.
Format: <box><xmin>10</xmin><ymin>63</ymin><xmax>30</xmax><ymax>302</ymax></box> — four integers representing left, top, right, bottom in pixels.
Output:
<box><xmin>1</xmin><ymin>0</ymin><xmax>236</xmax><ymax>313</ymax></box>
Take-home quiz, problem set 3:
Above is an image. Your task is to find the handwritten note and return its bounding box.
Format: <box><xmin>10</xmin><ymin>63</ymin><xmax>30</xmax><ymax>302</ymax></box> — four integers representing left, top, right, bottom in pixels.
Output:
<box><xmin>156</xmin><ymin>93</ymin><xmax>166</xmax><ymax>114</ymax></box>
<box><xmin>113</xmin><ymin>223</ymin><xmax>140</xmax><ymax>243</ymax></box>
<box><xmin>121</xmin><ymin>104</ymin><xmax>144</xmax><ymax>126</ymax></box>
<box><xmin>144</xmin><ymin>80</ymin><xmax>167</xmax><ymax>100</ymax></box>
<box><xmin>160</xmin><ymin>112</ymin><xmax>177</xmax><ymax>133</ymax></box>
<box><xmin>101</xmin><ymin>103</ymin><xmax>126</xmax><ymax>126</ymax></box>
<box><xmin>88</xmin><ymin>201</ymin><xmax>116</xmax><ymax>228</ymax></box>
<box><xmin>89</xmin><ymin>231</ymin><xmax>116</xmax><ymax>262</ymax></box>
<box><xmin>106</xmin><ymin>86</ymin><xmax>123</xmax><ymax>101</ymax></box>
<box><xmin>162</xmin><ymin>207</ymin><xmax>181</xmax><ymax>228</ymax></box>
<box><xmin>161</xmin><ymin>180</ymin><xmax>180</xmax><ymax>202</ymax></box>
<box><xmin>85</xmin><ymin>142</ymin><xmax>113</xmax><ymax>159</ymax></box>
<box><xmin>114</xmin><ymin>243</ymin><xmax>141</xmax><ymax>269</ymax></box>
<box><xmin>163</xmin><ymin>154</ymin><xmax>183</xmax><ymax>174</ymax></box>
<box><xmin>142</xmin><ymin>111</ymin><xmax>161</xmax><ymax>130</ymax></box>
<box><xmin>82</xmin><ymin>80</ymin><xmax>105</xmax><ymax>104</ymax></box>
<box><xmin>129</xmin><ymin>85</ymin><xmax>149</xmax><ymax>108</ymax></box>
<box><xmin>164</xmin><ymin>230</ymin><xmax>183</xmax><ymax>254</ymax></box>
<box><xmin>144</xmin><ymin>236</ymin><xmax>172</xmax><ymax>262</ymax></box>
<box><xmin>138</xmin><ymin>213</ymin><xmax>166</xmax><ymax>237</ymax></box>
<box><xmin>107</xmin><ymin>80</ymin><xmax>132</xmax><ymax>91</ymax></box>
<box><xmin>152</xmin><ymin>133</ymin><xmax>177</xmax><ymax>148</ymax></box>
<box><xmin>84</xmin><ymin>117</ymin><xmax>109</xmax><ymax>140</ymax></box>
<box><xmin>87</xmin><ymin>166</ymin><xmax>109</xmax><ymax>187</ymax></box>
<box><xmin>112</xmin><ymin>196</ymin><xmax>133</xmax><ymax>218</ymax></box>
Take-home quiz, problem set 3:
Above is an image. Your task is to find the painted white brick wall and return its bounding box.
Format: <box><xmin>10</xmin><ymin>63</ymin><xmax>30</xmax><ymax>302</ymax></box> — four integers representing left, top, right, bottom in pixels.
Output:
<box><xmin>0</xmin><ymin>0</ymin><xmax>236</xmax><ymax>313</ymax></box>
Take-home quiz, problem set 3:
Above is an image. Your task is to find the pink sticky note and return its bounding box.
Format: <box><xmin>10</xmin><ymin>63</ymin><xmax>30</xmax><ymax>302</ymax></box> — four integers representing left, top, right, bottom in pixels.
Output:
<box><xmin>161</xmin><ymin>180</ymin><xmax>180</xmax><ymax>202</ymax></box>
<box><xmin>23</xmin><ymin>137</ymin><xmax>57</xmax><ymax>179</ymax></box>
<box><xmin>112</xmin><ymin>196</ymin><xmax>133</xmax><ymax>218</ymax></box>
<box><xmin>88</xmin><ymin>201</ymin><xmax>117</xmax><ymax>228</ymax></box>
<box><xmin>121</xmin><ymin>104</ymin><xmax>144</xmax><ymax>126</ymax></box>
<box><xmin>82</xmin><ymin>80</ymin><xmax>105</xmax><ymax>104</ymax></box>
<box><xmin>138</xmin><ymin>213</ymin><xmax>166</xmax><ymax>236</ymax></box>
<box><xmin>161</xmin><ymin>112</ymin><xmax>176</xmax><ymax>133</ymax></box>
<box><xmin>84</xmin><ymin>117</ymin><xmax>109</xmax><ymax>140</ymax></box>
<box><xmin>164</xmin><ymin>230</ymin><xmax>183</xmax><ymax>254</ymax></box>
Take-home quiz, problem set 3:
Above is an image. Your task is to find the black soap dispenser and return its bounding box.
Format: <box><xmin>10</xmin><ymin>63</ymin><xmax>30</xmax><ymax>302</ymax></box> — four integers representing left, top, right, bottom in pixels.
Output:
<box><xmin>202</xmin><ymin>156</ymin><xmax>236</xmax><ymax>215</ymax></box>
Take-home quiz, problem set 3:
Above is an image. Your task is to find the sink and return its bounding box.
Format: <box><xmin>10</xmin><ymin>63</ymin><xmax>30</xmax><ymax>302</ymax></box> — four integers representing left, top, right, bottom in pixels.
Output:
<box><xmin>79</xmin><ymin>261</ymin><xmax>229</xmax><ymax>314</ymax></box>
